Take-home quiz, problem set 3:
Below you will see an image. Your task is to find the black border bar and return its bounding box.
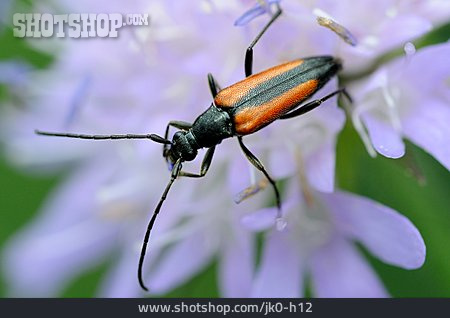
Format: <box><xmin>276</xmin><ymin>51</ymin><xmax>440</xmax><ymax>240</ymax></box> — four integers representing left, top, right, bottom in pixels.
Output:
<box><xmin>1</xmin><ymin>298</ymin><xmax>449</xmax><ymax>318</ymax></box>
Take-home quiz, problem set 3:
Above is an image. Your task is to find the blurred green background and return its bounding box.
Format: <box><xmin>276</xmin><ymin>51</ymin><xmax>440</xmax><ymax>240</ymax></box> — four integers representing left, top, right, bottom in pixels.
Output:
<box><xmin>0</xmin><ymin>1</ymin><xmax>449</xmax><ymax>298</ymax></box>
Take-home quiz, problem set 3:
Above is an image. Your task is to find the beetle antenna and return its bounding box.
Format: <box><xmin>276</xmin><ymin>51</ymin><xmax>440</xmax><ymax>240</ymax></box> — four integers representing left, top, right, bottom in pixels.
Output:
<box><xmin>35</xmin><ymin>130</ymin><xmax>172</xmax><ymax>144</ymax></box>
<box><xmin>138</xmin><ymin>159</ymin><xmax>182</xmax><ymax>291</ymax></box>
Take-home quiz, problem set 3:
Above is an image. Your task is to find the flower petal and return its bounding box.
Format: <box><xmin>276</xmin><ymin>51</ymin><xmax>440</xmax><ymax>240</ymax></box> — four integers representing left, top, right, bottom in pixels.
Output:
<box><xmin>218</xmin><ymin>227</ymin><xmax>254</xmax><ymax>297</ymax></box>
<box><xmin>241</xmin><ymin>199</ymin><xmax>296</xmax><ymax>231</ymax></box>
<box><xmin>268</xmin><ymin>145</ymin><xmax>295</xmax><ymax>179</ymax></box>
<box><xmin>227</xmin><ymin>155</ymin><xmax>254</xmax><ymax>196</ymax></box>
<box><xmin>147</xmin><ymin>231</ymin><xmax>215</xmax><ymax>295</ymax></box>
<box><xmin>234</xmin><ymin>5</ymin><xmax>267</xmax><ymax>26</ymax></box>
<box><xmin>322</xmin><ymin>190</ymin><xmax>426</xmax><ymax>269</ymax></box>
<box><xmin>362</xmin><ymin>113</ymin><xmax>405</xmax><ymax>158</ymax></box>
<box><xmin>376</xmin><ymin>15</ymin><xmax>431</xmax><ymax>54</ymax></box>
<box><xmin>310</xmin><ymin>237</ymin><xmax>388</xmax><ymax>297</ymax></box>
<box><xmin>99</xmin><ymin>249</ymin><xmax>142</xmax><ymax>298</ymax></box>
<box><xmin>2</xmin><ymin>159</ymin><xmax>119</xmax><ymax>296</ymax></box>
<box><xmin>251</xmin><ymin>230</ymin><xmax>303</xmax><ymax>297</ymax></box>
<box><xmin>398</xmin><ymin>42</ymin><xmax>450</xmax><ymax>96</ymax></box>
<box><xmin>305</xmin><ymin>139</ymin><xmax>337</xmax><ymax>192</ymax></box>
<box><xmin>3</xmin><ymin>219</ymin><xmax>116</xmax><ymax>297</ymax></box>
<box><xmin>241</xmin><ymin>206</ymin><xmax>277</xmax><ymax>231</ymax></box>
<box><xmin>402</xmin><ymin>99</ymin><xmax>450</xmax><ymax>170</ymax></box>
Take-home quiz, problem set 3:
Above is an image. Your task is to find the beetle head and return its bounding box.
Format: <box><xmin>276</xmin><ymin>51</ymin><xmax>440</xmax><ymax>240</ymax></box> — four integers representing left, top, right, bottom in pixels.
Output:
<box><xmin>164</xmin><ymin>131</ymin><xmax>198</xmax><ymax>169</ymax></box>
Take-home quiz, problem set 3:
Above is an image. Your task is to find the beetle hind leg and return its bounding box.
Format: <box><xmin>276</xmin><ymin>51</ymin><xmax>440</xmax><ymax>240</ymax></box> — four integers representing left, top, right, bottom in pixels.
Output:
<box><xmin>237</xmin><ymin>136</ymin><xmax>282</xmax><ymax>217</ymax></box>
<box><xmin>279</xmin><ymin>88</ymin><xmax>352</xmax><ymax>120</ymax></box>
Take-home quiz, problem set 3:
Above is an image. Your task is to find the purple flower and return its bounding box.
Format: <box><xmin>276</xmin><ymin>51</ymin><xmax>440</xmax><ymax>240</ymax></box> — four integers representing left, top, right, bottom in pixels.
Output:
<box><xmin>243</xmin><ymin>188</ymin><xmax>425</xmax><ymax>297</ymax></box>
<box><xmin>235</xmin><ymin>0</ymin><xmax>281</xmax><ymax>26</ymax></box>
<box><xmin>350</xmin><ymin>42</ymin><xmax>450</xmax><ymax>168</ymax></box>
<box><xmin>1</xmin><ymin>1</ymin><xmax>260</xmax><ymax>297</ymax></box>
<box><xmin>1</xmin><ymin>0</ymin><xmax>442</xmax><ymax>297</ymax></box>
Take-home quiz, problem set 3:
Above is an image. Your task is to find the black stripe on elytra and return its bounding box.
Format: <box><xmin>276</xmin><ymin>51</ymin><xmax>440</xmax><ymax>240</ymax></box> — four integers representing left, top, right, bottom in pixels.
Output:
<box><xmin>230</xmin><ymin>56</ymin><xmax>341</xmax><ymax>114</ymax></box>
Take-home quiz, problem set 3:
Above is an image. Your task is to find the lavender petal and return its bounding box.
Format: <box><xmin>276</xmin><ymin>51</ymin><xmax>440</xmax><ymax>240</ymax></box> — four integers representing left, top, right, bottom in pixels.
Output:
<box><xmin>306</xmin><ymin>139</ymin><xmax>338</xmax><ymax>192</ymax></box>
<box><xmin>147</xmin><ymin>232</ymin><xmax>215</xmax><ymax>295</ymax></box>
<box><xmin>218</xmin><ymin>229</ymin><xmax>254</xmax><ymax>297</ymax></box>
<box><xmin>251</xmin><ymin>230</ymin><xmax>303</xmax><ymax>297</ymax></box>
<box><xmin>362</xmin><ymin>114</ymin><xmax>405</xmax><ymax>158</ymax></box>
<box><xmin>234</xmin><ymin>5</ymin><xmax>268</xmax><ymax>26</ymax></box>
<box><xmin>99</xmin><ymin>250</ymin><xmax>142</xmax><ymax>298</ymax></box>
<box><xmin>322</xmin><ymin>190</ymin><xmax>426</xmax><ymax>269</ymax></box>
<box><xmin>1</xmin><ymin>160</ymin><xmax>119</xmax><ymax>296</ymax></box>
<box><xmin>403</xmin><ymin>99</ymin><xmax>450</xmax><ymax>170</ymax></box>
<box><xmin>310</xmin><ymin>237</ymin><xmax>388</xmax><ymax>298</ymax></box>
<box><xmin>376</xmin><ymin>15</ymin><xmax>432</xmax><ymax>54</ymax></box>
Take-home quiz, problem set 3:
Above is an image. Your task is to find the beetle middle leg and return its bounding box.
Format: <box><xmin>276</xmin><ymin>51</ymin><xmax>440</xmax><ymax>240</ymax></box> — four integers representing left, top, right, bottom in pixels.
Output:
<box><xmin>279</xmin><ymin>88</ymin><xmax>352</xmax><ymax>120</ymax></box>
<box><xmin>237</xmin><ymin>136</ymin><xmax>281</xmax><ymax>214</ymax></box>
<box><xmin>178</xmin><ymin>146</ymin><xmax>216</xmax><ymax>178</ymax></box>
<box><xmin>244</xmin><ymin>3</ymin><xmax>282</xmax><ymax>77</ymax></box>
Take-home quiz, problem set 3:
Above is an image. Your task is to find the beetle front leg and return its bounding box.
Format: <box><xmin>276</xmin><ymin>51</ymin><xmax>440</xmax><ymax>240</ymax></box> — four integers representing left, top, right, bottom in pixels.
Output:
<box><xmin>164</xmin><ymin>121</ymin><xmax>192</xmax><ymax>140</ymax></box>
<box><xmin>244</xmin><ymin>3</ymin><xmax>282</xmax><ymax>77</ymax></box>
<box><xmin>178</xmin><ymin>146</ymin><xmax>216</xmax><ymax>178</ymax></box>
<box><xmin>237</xmin><ymin>136</ymin><xmax>281</xmax><ymax>214</ymax></box>
<box><xmin>207</xmin><ymin>73</ymin><xmax>222</xmax><ymax>98</ymax></box>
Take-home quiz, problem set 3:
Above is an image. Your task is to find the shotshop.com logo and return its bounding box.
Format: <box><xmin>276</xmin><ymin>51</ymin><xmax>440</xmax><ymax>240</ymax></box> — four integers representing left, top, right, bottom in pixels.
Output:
<box><xmin>13</xmin><ymin>13</ymin><xmax>149</xmax><ymax>38</ymax></box>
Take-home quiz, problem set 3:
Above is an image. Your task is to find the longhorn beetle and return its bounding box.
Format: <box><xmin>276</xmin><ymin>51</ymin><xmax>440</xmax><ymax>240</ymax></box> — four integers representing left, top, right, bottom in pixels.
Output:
<box><xmin>36</xmin><ymin>4</ymin><xmax>350</xmax><ymax>291</ymax></box>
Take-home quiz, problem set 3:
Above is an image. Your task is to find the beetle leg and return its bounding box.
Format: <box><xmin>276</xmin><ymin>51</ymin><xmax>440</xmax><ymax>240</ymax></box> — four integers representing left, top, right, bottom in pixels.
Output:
<box><xmin>279</xmin><ymin>88</ymin><xmax>352</xmax><ymax>120</ymax></box>
<box><xmin>164</xmin><ymin>121</ymin><xmax>192</xmax><ymax>140</ymax></box>
<box><xmin>179</xmin><ymin>146</ymin><xmax>216</xmax><ymax>178</ymax></box>
<box><xmin>207</xmin><ymin>73</ymin><xmax>222</xmax><ymax>98</ymax></box>
<box><xmin>237</xmin><ymin>136</ymin><xmax>281</xmax><ymax>213</ymax></box>
<box><xmin>244</xmin><ymin>3</ymin><xmax>282</xmax><ymax>77</ymax></box>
